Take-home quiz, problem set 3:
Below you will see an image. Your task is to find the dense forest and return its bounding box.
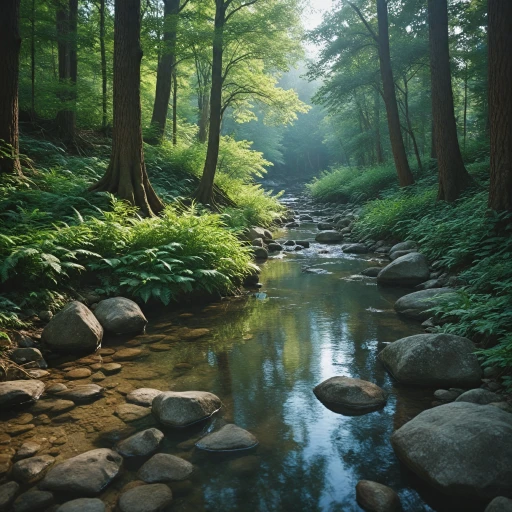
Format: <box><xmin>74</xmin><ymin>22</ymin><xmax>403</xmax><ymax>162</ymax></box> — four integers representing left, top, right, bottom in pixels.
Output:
<box><xmin>0</xmin><ymin>0</ymin><xmax>511</xmax><ymax>510</ymax></box>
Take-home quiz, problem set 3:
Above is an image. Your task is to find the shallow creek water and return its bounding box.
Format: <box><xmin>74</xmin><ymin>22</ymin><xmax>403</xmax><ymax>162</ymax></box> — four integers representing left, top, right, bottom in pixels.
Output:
<box><xmin>1</xmin><ymin>201</ymin><xmax>479</xmax><ymax>511</ymax></box>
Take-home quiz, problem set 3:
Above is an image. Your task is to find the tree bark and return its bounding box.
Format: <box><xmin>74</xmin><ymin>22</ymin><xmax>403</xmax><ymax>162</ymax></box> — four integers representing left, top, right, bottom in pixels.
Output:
<box><xmin>98</xmin><ymin>0</ymin><xmax>108</xmax><ymax>132</ymax></box>
<box><xmin>194</xmin><ymin>0</ymin><xmax>226</xmax><ymax>206</ymax></box>
<box><xmin>150</xmin><ymin>0</ymin><xmax>180</xmax><ymax>143</ymax></box>
<box><xmin>402</xmin><ymin>76</ymin><xmax>423</xmax><ymax>173</ymax></box>
<box><xmin>172</xmin><ymin>68</ymin><xmax>178</xmax><ymax>145</ymax></box>
<box><xmin>90</xmin><ymin>0</ymin><xmax>164</xmax><ymax>217</ymax></box>
<box><xmin>376</xmin><ymin>0</ymin><xmax>414</xmax><ymax>186</ymax></box>
<box><xmin>56</xmin><ymin>0</ymin><xmax>77</xmax><ymax>142</ymax></box>
<box><xmin>488</xmin><ymin>0</ymin><xmax>512</xmax><ymax>212</ymax></box>
<box><xmin>30</xmin><ymin>0</ymin><xmax>36</xmax><ymax>118</ymax></box>
<box><xmin>0</xmin><ymin>0</ymin><xmax>22</xmax><ymax>176</ymax></box>
<box><xmin>374</xmin><ymin>88</ymin><xmax>384</xmax><ymax>164</ymax></box>
<box><xmin>428</xmin><ymin>0</ymin><xmax>472</xmax><ymax>201</ymax></box>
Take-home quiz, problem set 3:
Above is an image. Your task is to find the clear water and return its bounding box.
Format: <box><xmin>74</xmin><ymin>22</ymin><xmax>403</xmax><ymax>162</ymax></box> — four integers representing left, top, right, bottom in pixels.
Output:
<box><xmin>1</xmin><ymin>219</ymin><xmax>483</xmax><ymax>511</ymax></box>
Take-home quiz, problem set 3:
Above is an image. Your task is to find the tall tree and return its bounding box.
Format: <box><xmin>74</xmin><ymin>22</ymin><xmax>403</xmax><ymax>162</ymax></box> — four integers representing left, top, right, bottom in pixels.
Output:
<box><xmin>150</xmin><ymin>0</ymin><xmax>187</xmax><ymax>143</ymax></box>
<box><xmin>0</xmin><ymin>0</ymin><xmax>22</xmax><ymax>176</ymax></box>
<box><xmin>428</xmin><ymin>0</ymin><xmax>472</xmax><ymax>201</ymax></box>
<box><xmin>488</xmin><ymin>0</ymin><xmax>512</xmax><ymax>212</ymax></box>
<box><xmin>348</xmin><ymin>0</ymin><xmax>414</xmax><ymax>186</ymax></box>
<box><xmin>90</xmin><ymin>0</ymin><xmax>164</xmax><ymax>216</ymax></box>
<box><xmin>56</xmin><ymin>0</ymin><xmax>78</xmax><ymax>141</ymax></box>
<box><xmin>96</xmin><ymin>0</ymin><xmax>108</xmax><ymax>132</ymax></box>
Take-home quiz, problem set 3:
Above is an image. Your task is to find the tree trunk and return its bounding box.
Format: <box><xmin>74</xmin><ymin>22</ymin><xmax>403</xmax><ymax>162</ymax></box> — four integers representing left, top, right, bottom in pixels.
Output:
<box><xmin>56</xmin><ymin>0</ymin><xmax>77</xmax><ymax>142</ymax></box>
<box><xmin>90</xmin><ymin>0</ymin><xmax>164</xmax><ymax>217</ymax></box>
<box><xmin>0</xmin><ymin>0</ymin><xmax>22</xmax><ymax>176</ymax></box>
<box><xmin>374</xmin><ymin>88</ymin><xmax>384</xmax><ymax>164</ymax></box>
<box><xmin>194</xmin><ymin>0</ymin><xmax>225</xmax><ymax>206</ymax></box>
<box><xmin>377</xmin><ymin>0</ymin><xmax>414</xmax><ymax>186</ymax></box>
<box><xmin>172</xmin><ymin>67</ymin><xmax>178</xmax><ymax>145</ymax></box>
<box><xmin>198</xmin><ymin>94</ymin><xmax>209</xmax><ymax>143</ymax></box>
<box><xmin>403</xmin><ymin>76</ymin><xmax>423</xmax><ymax>173</ymax></box>
<box><xmin>463</xmin><ymin>62</ymin><xmax>468</xmax><ymax>150</ymax></box>
<box><xmin>428</xmin><ymin>0</ymin><xmax>472</xmax><ymax>201</ymax></box>
<box><xmin>150</xmin><ymin>0</ymin><xmax>180</xmax><ymax>143</ymax></box>
<box><xmin>30</xmin><ymin>0</ymin><xmax>36</xmax><ymax>118</ymax></box>
<box><xmin>488</xmin><ymin>0</ymin><xmax>512</xmax><ymax>212</ymax></box>
<box><xmin>98</xmin><ymin>0</ymin><xmax>108</xmax><ymax>132</ymax></box>
<box><xmin>430</xmin><ymin>119</ymin><xmax>436</xmax><ymax>159</ymax></box>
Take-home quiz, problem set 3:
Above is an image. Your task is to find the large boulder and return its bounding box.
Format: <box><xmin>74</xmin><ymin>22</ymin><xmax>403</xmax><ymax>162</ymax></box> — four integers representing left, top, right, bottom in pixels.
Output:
<box><xmin>379</xmin><ymin>334</ymin><xmax>482</xmax><ymax>387</ymax></box>
<box><xmin>42</xmin><ymin>302</ymin><xmax>103</xmax><ymax>353</ymax></box>
<box><xmin>313</xmin><ymin>377</ymin><xmax>387</xmax><ymax>414</ymax></box>
<box><xmin>485</xmin><ymin>497</ymin><xmax>512</xmax><ymax>512</ymax></box>
<box><xmin>0</xmin><ymin>381</ymin><xmax>45</xmax><ymax>408</ymax></box>
<box><xmin>94</xmin><ymin>297</ymin><xmax>147</xmax><ymax>335</ymax></box>
<box><xmin>40</xmin><ymin>449</ymin><xmax>123</xmax><ymax>496</ymax></box>
<box><xmin>152</xmin><ymin>391</ymin><xmax>222</xmax><ymax>428</ymax></box>
<box><xmin>247</xmin><ymin>227</ymin><xmax>272</xmax><ymax>241</ymax></box>
<box><xmin>391</xmin><ymin>402</ymin><xmax>512</xmax><ymax>499</ymax></box>
<box><xmin>355</xmin><ymin>481</ymin><xmax>401</xmax><ymax>512</ymax></box>
<box><xmin>377</xmin><ymin>253</ymin><xmax>430</xmax><ymax>287</ymax></box>
<box><xmin>394</xmin><ymin>288</ymin><xmax>457</xmax><ymax>321</ymax></box>
<box><xmin>195</xmin><ymin>424</ymin><xmax>258</xmax><ymax>451</ymax></box>
<box><xmin>315</xmin><ymin>231</ymin><xmax>343</xmax><ymax>243</ymax></box>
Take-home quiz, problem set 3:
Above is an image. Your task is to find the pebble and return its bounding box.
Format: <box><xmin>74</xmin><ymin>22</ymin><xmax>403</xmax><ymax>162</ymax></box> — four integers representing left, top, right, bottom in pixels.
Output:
<box><xmin>112</xmin><ymin>349</ymin><xmax>144</xmax><ymax>361</ymax></box>
<box><xmin>115</xmin><ymin>404</ymin><xmax>153</xmax><ymax>423</ymax></box>
<box><xmin>102</xmin><ymin>363</ymin><xmax>122</xmax><ymax>374</ymax></box>
<box><xmin>14</xmin><ymin>442</ymin><xmax>41</xmax><ymax>461</ymax></box>
<box><xmin>66</xmin><ymin>368</ymin><xmax>92</xmax><ymax>379</ymax></box>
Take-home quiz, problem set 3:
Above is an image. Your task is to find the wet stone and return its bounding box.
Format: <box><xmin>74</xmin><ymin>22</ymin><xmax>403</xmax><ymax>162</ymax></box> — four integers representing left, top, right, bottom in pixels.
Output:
<box><xmin>0</xmin><ymin>481</ymin><xmax>19</xmax><ymax>511</ymax></box>
<box><xmin>115</xmin><ymin>404</ymin><xmax>153</xmax><ymax>423</ymax></box>
<box><xmin>118</xmin><ymin>483</ymin><xmax>173</xmax><ymax>512</ymax></box>
<box><xmin>45</xmin><ymin>383</ymin><xmax>67</xmax><ymax>394</ymax></box>
<box><xmin>116</xmin><ymin>428</ymin><xmax>164</xmax><ymax>457</ymax></box>
<box><xmin>97</xmin><ymin>348</ymin><xmax>116</xmax><ymax>356</ymax></box>
<box><xmin>102</xmin><ymin>363</ymin><xmax>122</xmax><ymax>374</ymax></box>
<box><xmin>195</xmin><ymin>424</ymin><xmax>258</xmax><ymax>452</ymax></box>
<box><xmin>113</xmin><ymin>348</ymin><xmax>145</xmax><ymax>361</ymax></box>
<box><xmin>65</xmin><ymin>368</ymin><xmax>92</xmax><ymax>379</ymax></box>
<box><xmin>14</xmin><ymin>442</ymin><xmax>40</xmax><ymax>461</ymax></box>
<box><xmin>5</xmin><ymin>424</ymin><xmax>35</xmax><ymax>436</ymax></box>
<box><xmin>11</xmin><ymin>455</ymin><xmax>54</xmax><ymax>483</ymax></box>
<box><xmin>126</xmin><ymin>388</ymin><xmax>163</xmax><ymax>408</ymax></box>
<box><xmin>228</xmin><ymin>456</ymin><xmax>261</xmax><ymax>475</ymax></box>
<box><xmin>32</xmin><ymin>399</ymin><xmax>75</xmax><ymax>415</ymax></box>
<box><xmin>54</xmin><ymin>384</ymin><xmax>104</xmax><ymax>404</ymax></box>
<box><xmin>356</xmin><ymin>481</ymin><xmax>401</xmax><ymax>512</ymax></box>
<box><xmin>138</xmin><ymin>453</ymin><xmax>194</xmax><ymax>483</ymax></box>
<box><xmin>56</xmin><ymin>498</ymin><xmax>106</xmax><ymax>512</ymax></box>
<box><xmin>13</xmin><ymin>490</ymin><xmax>54</xmax><ymax>512</ymax></box>
<box><xmin>0</xmin><ymin>381</ymin><xmax>45</xmax><ymax>408</ymax></box>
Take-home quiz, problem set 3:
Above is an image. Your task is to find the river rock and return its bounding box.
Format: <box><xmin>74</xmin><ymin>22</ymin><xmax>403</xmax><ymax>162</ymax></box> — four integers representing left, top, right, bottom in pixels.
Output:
<box><xmin>433</xmin><ymin>389</ymin><xmax>462</xmax><ymax>403</ymax></box>
<box><xmin>377</xmin><ymin>253</ymin><xmax>430</xmax><ymax>287</ymax></box>
<box><xmin>13</xmin><ymin>490</ymin><xmax>53</xmax><ymax>512</ymax></box>
<box><xmin>253</xmin><ymin>247</ymin><xmax>268</xmax><ymax>260</ymax></box>
<box><xmin>485</xmin><ymin>497</ymin><xmax>512</xmax><ymax>512</ymax></box>
<box><xmin>66</xmin><ymin>368</ymin><xmax>92</xmax><ymax>379</ymax></box>
<box><xmin>315</xmin><ymin>231</ymin><xmax>343</xmax><ymax>243</ymax></box>
<box><xmin>247</xmin><ymin>227</ymin><xmax>272</xmax><ymax>241</ymax></box>
<box><xmin>55</xmin><ymin>384</ymin><xmax>104</xmax><ymax>404</ymax></box>
<box><xmin>355</xmin><ymin>480</ymin><xmax>401</xmax><ymax>512</ymax></box>
<box><xmin>342</xmin><ymin>243</ymin><xmax>369</xmax><ymax>254</ymax></box>
<box><xmin>361</xmin><ymin>267</ymin><xmax>382</xmax><ymax>277</ymax></box>
<box><xmin>455</xmin><ymin>389</ymin><xmax>502</xmax><ymax>405</ymax></box>
<box><xmin>116</xmin><ymin>428</ymin><xmax>164</xmax><ymax>457</ymax></box>
<box><xmin>57</xmin><ymin>498</ymin><xmax>106</xmax><ymax>512</ymax></box>
<box><xmin>379</xmin><ymin>334</ymin><xmax>482</xmax><ymax>387</ymax></box>
<box><xmin>127</xmin><ymin>388</ymin><xmax>163</xmax><ymax>407</ymax></box>
<box><xmin>10</xmin><ymin>348</ymin><xmax>47</xmax><ymax>369</ymax></box>
<box><xmin>118</xmin><ymin>483</ymin><xmax>173</xmax><ymax>512</ymax></box>
<box><xmin>113</xmin><ymin>348</ymin><xmax>144</xmax><ymax>361</ymax></box>
<box><xmin>389</xmin><ymin>241</ymin><xmax>417</xmax><ymax>254</ymax></box>
<box><xmin>115</xmin><ymin>404</ymin><xmax>152</xmax><ymax>423</ymax></box>
<box><xmin>313</xmin><ymin>376</ymin><xmax>387</xmax><ymax>414</ymax></box>
<box><xmin>0</xmin><ymin>381</ymin><xmax>45</xmax><ymax>408</ymax></box>
<box><xmin>0</xmin><ymin>481</ymin><xmax>19</xmax><ymax>511</ymax></box>
<box><xmin>268</xmin><ymin>243</ymin><xmax>283</xmax><ymax>252</ymax></box>
<box><xmin>394</xmin><ymin>288</ymin><xmax>457</xmax><ymax>321</ymax></box>
<box><xmin>11</xmin><ymin>455</ymin><xmax>54</xmax><ymax>483</ymax></box>
<box><xmin>389</xmin><ymin>249</ymin><xmax>417</xmax><ymax>261</ymax></box>
<box><xmin>296</xmin><ymin>240</ymin><xmax>310</xmax><ymax>248</ymax></box>
<box><xmin>138</xmin><ymin>453</ymin><xmax>193</xmax><ymax>482</ymax></box>
<box><xmin>318</xmin><ymin>223</ymin><xmax>335</xmax><ymax>230</ymax></box>
<box><xmin>195</xmin><ymin>424</ymin><xmax>258</xmax><ymax>451</ymax></box>
<box><xmin>42</xmin><ymin>301</ymin><xmax>103</xmax><ymax>353</ymax></box>
<box><xmin>14</xmin><ymin>442</ymin><xmax>40</xmax><ymax>461</ymax></box>
<box><xmin>391</xmin><ymin>402</ymin><xmax>512</xmax><ymax>499</ymax></box>
<box><xmin>152</xmin><ymin>391</ymin><xmax>222</xmax><ymax>427</ymax></box>
<box><xmin>94</xmin><ymin>297</ymin><xmax>147</xmax><ymax>334</ymax></box>
<box><xmin>40</xmin><ymin>449</ymin><xmax>123</xmax><ymax>495</ymax></box>
<box><xmin>31</xmin><ymin>398</ymin><xmax>75</xmax><ymax>414</ymax></box>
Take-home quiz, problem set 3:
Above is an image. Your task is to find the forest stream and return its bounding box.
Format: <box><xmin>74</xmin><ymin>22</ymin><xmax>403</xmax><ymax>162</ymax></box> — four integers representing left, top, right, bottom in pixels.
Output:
<box><xmin>1</xmin><ymin>194</ymin><xmax>493</xmax><ymax>512</ymax></box>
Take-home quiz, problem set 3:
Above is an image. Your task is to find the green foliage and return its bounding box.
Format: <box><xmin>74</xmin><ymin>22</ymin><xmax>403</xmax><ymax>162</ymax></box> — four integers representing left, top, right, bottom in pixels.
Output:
<box><xmin>0</xmin><ymin>297</ymin><xmax>25</xmax><ymax>329</ymax></box>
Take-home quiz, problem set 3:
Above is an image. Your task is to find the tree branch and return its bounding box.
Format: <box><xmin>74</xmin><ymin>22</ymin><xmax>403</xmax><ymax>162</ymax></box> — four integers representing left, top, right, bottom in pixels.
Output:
<box><xmin>346</xmin><ymin>1</ymin><xmax>379</xmax><ymax>44</ymax></box>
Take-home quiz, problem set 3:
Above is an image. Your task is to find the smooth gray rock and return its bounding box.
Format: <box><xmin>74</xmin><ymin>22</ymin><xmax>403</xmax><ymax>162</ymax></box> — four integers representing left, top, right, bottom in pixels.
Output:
<box><xmin>0</xmin><ymin>380</ymin><xmax>45</xmax><ymax>408</ymax></box>
<box><xmin>377</xmin><ymin>253</ymin><xmax>430</xmax><ymax>287</ymax></box>
<box><xmin>152</xmin><ymin>391</ymin><xmax>221</xmax><ymax>428</ymax></box>
<box><xmin>389</xmin><ymin>249</ymin><xmax>417</xmax><ymax>261</ymax></box>
<box><xmin>485</xmin><ymin>497</ymin><xmax>512</xmax><ymax>512</ymax></box>
<box><xmin>126</xmin><ymin>388</ymin><xmax>162</xmax><ymax>407</ymax></box>
<box><xmin>0</xmin><ymin>482</ymin><xmax>19</xmax><ymax>512</ymax></box>
<box><xmin>94</xmin><ymin>297</ymin><xmax>147</xmax><ymax>335</ymax></box>
<box><xmin>118</xmin><ymin>484</ymin><xmax>173</xmax><ymax>512</ymax></box>
<box><xmin>10</xmin><ymin>348</ymin><xmax>47</xmax><ymax>368</ymax></box>
<box><xmin>355</xmin><ymin>480</ymin><xmax>401</xmax><ymax>512</ymax></box>
<box><xmin>57</xmin><ymin>498</ymin><xmax>106</xmax><ymax>512</ymax></box>
<box><xmin>391</xmin><ymin>403</ymin><xmax>512</xmax><ymax>498</ymax></box>
<box><xmin>455</xmin><ymin>389</ymin><xmax>502</xmax><ymax>405</ymax></box>
<box><xmin>315</xmin><ymin>231</ymin><xmax>343</xmax><ymax>243</ymax></box>
<box><xmin>361</xmin><ymin>267</ymin><xmax>382</xmax><ymax>278</ymax></box>
<box><xmin>116</xmin><ymin>428</ymin><xmax>164</xmax><ymax>457</ymax></box>
<box><xmin>54</xmin><ymin>384</ymin><xmax>104</xmax><ymax>404</ymax></box>
<box><xmin>342</xmin><ymin>243</ymin><xmax>369</xmax><ymax>254</ymax></box>
<box><xmin>195</xmin><ymin>424</ymin><xmax>258</xmax><ymax>451</ymax></box>
<box><xmin>314</xmin><ymin>376</ymin><xmax>387</xmax><ymax>414</ymax></box>
<box><xmin>14</xmin><ymin>442</ymin><xmax>41</xmax><ymax>461</ymax></box>
<box><xmin>13</xmin><ymin>490</ymin><xmax>53</xmax><ymax>512</ymax></box>
<box><xmin>138</xmin><ymin>453</ymin><xmax>193</xmax><ymax>483</ymax></box>
<box><xmin>42</xmin><ymin>301</ymin><xmax>103</xmax><ymax>353</ymax></box>
<box><xmin>115</xmin><ymin>404</ymin><xmax>152</xmax><ymax>423</ymax></box>
<box><xmin>268</xmin><ymin>243</ymin><xmax>283</xmax><ymax>252</ymax></box>
<box><xmin>433</xmin><ymin>389</ymin><xmax>461</xmax><ymax>403</ymax></box>
<box><xmin>379</xmin><ymin>334</ymin><xmax>482</xmax><ymax>387</ymax></box>
<box><xmin>11</xmin><ymin>455</ymin><xmax>54</xmax><ymax>483</ymax></box>
<box><xmin>40</xmin><ymin>449</ymin><xmax>123</xmax><ymax>496</ymax></box>
<box><xmin>251</xmin><ymin>237</ymin><xmax>264</xmax><ymax>247</ymax></box>
<box><xmin>394</xmin><ymin>288</ymin><xmax>457</xmax><ymax>321</ymax></box>
<box><xmin>389</xmin><ymin>241</ymin><xmax>417</xmax><ymax>254</ymax></box>
<box><xmin>253</xmin><ymin>247</ymin><xmax>268</xmax><ymax>260</ymax></box>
